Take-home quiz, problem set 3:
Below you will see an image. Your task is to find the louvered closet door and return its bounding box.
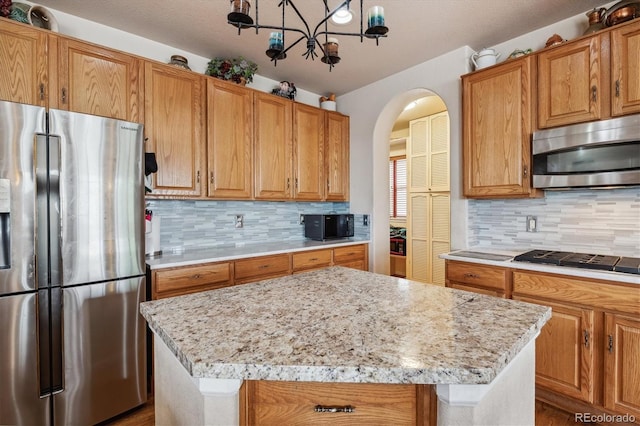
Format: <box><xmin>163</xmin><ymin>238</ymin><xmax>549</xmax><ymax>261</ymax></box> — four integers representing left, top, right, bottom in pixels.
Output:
<box><xmin>428</xmin><ymin>112</ymin><xmax>450</xmax><ymax>192</ymax></box>
<box><xmin>408</xmin><ymin>193</ymin><xmax>429</xmax><ymax>283</ymax></box>
<box><xmin>429</xmin><ymin>193</ymin><xmax>450</xmax><ymax>286</ymax></box>
<box><xmin>408</xmin><ymin>118</ymin><xmax>428</xmax><ymax>192</ymax></box>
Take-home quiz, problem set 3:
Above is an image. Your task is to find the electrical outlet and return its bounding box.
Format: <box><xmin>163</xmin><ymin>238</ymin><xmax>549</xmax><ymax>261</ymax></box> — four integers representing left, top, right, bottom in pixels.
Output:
<box><xmin>363</xmin><ymin>214</ymin><xmax>369</xmax><ymax>226</ymax></box>
<box><xmin>235</xmin><ymin>214</ymin><xmax>244</xmax><ymax>229</ymax></box>
<box><xmin>526</xmin><ymin>215</ymin><xmax>537</xmax><ymax>232</ymax></box>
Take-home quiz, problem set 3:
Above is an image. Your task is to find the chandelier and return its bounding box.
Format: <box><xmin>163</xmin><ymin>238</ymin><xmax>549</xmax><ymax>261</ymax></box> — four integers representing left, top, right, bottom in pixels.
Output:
<box><xmin>227</xmin><ymin>0</ymin><xmax>388</xmax><ymax>70</ymax></box>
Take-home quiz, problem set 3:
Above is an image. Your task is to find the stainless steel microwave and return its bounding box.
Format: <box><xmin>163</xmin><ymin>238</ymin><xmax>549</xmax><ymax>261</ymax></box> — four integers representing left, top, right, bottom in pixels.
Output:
<box><xmin>304</xmin><ymin>214</ymin><xmax>354</xmax><ymax>241</ymax></box>
<box><xmin>532</xmin><ymin>114</ymin><xmax>640</xmax><ymax>189</ymax></box>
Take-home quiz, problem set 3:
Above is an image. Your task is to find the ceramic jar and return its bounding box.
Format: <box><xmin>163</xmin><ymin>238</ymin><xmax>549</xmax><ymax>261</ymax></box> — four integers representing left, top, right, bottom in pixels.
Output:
<box><xmin>471</xmin><ymin>48</ymin><xmax>501</xmax><ymax>70</ymax></box>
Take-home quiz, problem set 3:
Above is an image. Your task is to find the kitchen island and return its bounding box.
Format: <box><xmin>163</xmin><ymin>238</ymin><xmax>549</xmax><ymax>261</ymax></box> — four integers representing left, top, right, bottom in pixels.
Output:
<box><xmin>141</xmin><ymin>266</ymin><xmax>551</xmax><ymax>425</ymax></box>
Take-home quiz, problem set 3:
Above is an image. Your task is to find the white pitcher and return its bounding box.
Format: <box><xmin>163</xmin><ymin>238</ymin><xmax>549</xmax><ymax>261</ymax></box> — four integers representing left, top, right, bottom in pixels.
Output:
<box><xmin>471</xmin><ymin>48</ymin><xmax>501</xmax><ymax>70</ymax></box>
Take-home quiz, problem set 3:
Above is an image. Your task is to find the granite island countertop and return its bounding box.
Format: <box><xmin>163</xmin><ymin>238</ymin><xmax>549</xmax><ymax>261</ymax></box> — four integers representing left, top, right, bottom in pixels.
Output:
<box><xmin>141</xmin><ymin>266</ymin><xmax>551</xmax><ymax>385</ymax></box>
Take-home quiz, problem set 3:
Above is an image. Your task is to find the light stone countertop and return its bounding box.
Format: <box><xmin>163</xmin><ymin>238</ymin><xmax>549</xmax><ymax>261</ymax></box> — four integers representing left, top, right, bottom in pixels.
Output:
<box><xmin>440</xmin><ymin>249</ymin><xmax>640</xmax><ymax>285</ymax></box>
<box><xmin>145</xmin><ymin>238</ymin><xmax>370</xmax><ymax>270</ymax></box>
<box><xmin>141</xmin><ymin>266</ymin><xmax>551</xmax><ymax>385</ymax></box>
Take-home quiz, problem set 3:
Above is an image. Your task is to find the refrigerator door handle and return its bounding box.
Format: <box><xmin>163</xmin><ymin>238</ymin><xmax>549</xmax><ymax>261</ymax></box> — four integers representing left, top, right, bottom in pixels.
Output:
<box><xmin>35</xmin><ymin>133</ymin><xmax>62</xmax><ymax>289</ymax></box>
<box><xmin>48</xmin><ymin>134</ymin><xmax>61</xmax><ymax>288</ymax></box>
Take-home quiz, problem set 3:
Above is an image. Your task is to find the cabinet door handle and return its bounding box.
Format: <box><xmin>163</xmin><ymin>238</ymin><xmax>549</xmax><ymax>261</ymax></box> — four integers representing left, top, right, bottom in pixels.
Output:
<box><xmin>210</xmin><ymin>172</ymin><xmax>214</xmax><ymax>185</ymax></box>
<box><xmin>286</xmin><ymin>178</ymin><xmax>290</xmax><ymax>189</ymax></box>
<box><xmin>196</xmin><ymin>170</ymin><xmax>200</xmax><ymax>183</ymax></box>
<box><xmin>523</xmin><ymin>165</ymin><xmax>528</xmax><ymax>178</ymax></box>
<box><xmin>327</xmin><ymin>179</ymin><xmax>330</xmax><ymax>190</ymax></box>
<box><xmin>591</xmin><ymin>86</ymin><xmax>597</xmax><ymax>102</ymax></box>
<box><xmin>615</xmin><ymin>80</ymin><xmax>621</xmax><ymax>98</ymax></box>
<box><xmin>314</xmin><ymin>405</ymin><xmax>355</xmax><ymax>413</ymax></box>
<box><xmin>39</xmin><ymin>83</ymin><xmax>45</xmax><ymax>100</ymax></box>
<box><xmin>61</xmin><ymin>88</ymin><xmax>67</xmax><ymax>104</ymax></box>
<box><xmin>583</xmin><ymin>330</ymin><xmax>590</xmax><ymax>349</ymax></box>
<box><xmin>608</xmin><ymin>334</ymin><xmax>614</xmax><ymax>353</ymax></box>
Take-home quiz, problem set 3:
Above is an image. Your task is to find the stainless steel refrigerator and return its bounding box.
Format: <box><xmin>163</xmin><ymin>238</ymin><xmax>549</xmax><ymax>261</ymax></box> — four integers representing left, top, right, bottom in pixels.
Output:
<box><xmin>0</xmin><ymin>99</ymin><xmax>147</xmax><ymax>425</ymax></box>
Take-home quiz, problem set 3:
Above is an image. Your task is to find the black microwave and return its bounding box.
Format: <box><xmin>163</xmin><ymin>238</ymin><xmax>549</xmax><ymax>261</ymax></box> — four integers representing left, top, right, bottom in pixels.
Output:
<box><xmin>304</xmin><ymin>214</ymin><xmax>354</xmax><ymax>241</ymax></box>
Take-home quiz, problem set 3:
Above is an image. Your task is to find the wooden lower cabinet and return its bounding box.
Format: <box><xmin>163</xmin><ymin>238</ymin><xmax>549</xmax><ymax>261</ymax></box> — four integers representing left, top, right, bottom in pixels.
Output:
<box><xmin>514</xmin><ymin>296</ymin><xmax>595</xmax><ymax>403</ymax></box>
<box><xmin>151</xmin><ymin>261</ymin><xmax>232</xmax><ymax>299</ymax></box>
<box><xmin>149</xmin><ymin>244</ymin><xmax>369</xmax><ymax>299</ymax></box>
<box><xmin>240</xmin><ymin>380</ymin><xmax>437</xmax><ymax>426</ymax></box>
<box><xmin>604</xmin><ymin>313</ymin><xmax>640</xmax><ymax>419</ymax></box>
<box><xmin>234</xmin><ymin>253</ymin><xmax>292</xmax><ymax>284</ymax></box>
<box><xmin>292</xmin><ymin>249</ymin><xmax>332</xmax><ymax>273</ymax></box>
<box><xmin>445</xmin><ymin>260</ymin><xmax>510</xmax><ymax>298</ymax></box>
<box><xmin>333</xmin><ymin>244</ymin><xmax>368</xmax><ymax>270</ymax></box>
<box><xmin>512</xmin><ymin>270</ymin><xmax>640</xmax><ymax>422</ymax></box>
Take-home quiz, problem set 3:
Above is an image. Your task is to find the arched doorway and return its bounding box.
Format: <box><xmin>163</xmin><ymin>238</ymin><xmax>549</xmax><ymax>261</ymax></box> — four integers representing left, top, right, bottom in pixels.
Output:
<box><xmin>370</xmin><ymin>88</ymin><xmax>451</xmax><ymax>281</ymax></box>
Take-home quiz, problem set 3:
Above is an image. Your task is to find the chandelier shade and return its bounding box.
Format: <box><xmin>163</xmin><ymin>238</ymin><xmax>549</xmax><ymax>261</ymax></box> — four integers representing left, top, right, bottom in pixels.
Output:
<box><xmin>227</xmin><ymin>0</ymin><xmax>388</xmax><ymax>70</ymax></box>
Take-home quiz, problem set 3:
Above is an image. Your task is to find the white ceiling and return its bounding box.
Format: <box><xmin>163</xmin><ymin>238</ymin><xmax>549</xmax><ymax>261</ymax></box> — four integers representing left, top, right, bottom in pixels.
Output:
<box><xmin>33</xmin><ymin>0</ymin><xmax>610</xmax><ymax>96</ymax></box>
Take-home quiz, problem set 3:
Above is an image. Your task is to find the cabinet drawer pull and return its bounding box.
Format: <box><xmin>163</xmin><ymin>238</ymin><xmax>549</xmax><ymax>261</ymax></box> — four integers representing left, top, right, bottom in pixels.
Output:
<box><xmin>192</xmin><ymin>274</ymin><xmax>201</xmax><ymax>279</ymax></box>
<box><xmin>310</xmin><ymin>257</ymin><xmax>319</xmax><ymax>261</ymax></box>
<box><xmin>463</xmin><ymin>273</ymin><xmax>480</xmax><ymax>279</ymax></box>
<box><xmin>259</xmin><ymin>264</ymin><xmax>270</xmax><ymax>269</ymax></box>
<box><xmin>583</xmin><ymin>330</ymin><xmax>590</xmax><ymax>349</ymax></box>
<box><xmin>314</xmin><ymin>405</ymin><xmax>355</xmax><ymax>413</ymax></box>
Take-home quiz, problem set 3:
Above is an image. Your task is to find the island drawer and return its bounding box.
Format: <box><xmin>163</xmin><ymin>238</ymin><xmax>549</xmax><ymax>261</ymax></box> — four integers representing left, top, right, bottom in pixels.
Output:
<box><xmin>152</xmin><ymin>262</ymin><xmax>232</xmax><ymax>299</ymax></box>
<box><xmin>234</xmin><ymin>253</ymin><xmax>291</xmax><ymax>284</ymax></box>
<box><xmin>244</xmin><ymin>381</ymin><xmax>418</xmax><ymax>425</ymax></box>
<box><xmin>446</xmin><ymin>261</ymin><xmax>509</xmax><ymax>291</ymax></box>
<box><xmin>292</xmin><ymin>249</ymin><xmax>332</xmax><ymax>272</ymax></box>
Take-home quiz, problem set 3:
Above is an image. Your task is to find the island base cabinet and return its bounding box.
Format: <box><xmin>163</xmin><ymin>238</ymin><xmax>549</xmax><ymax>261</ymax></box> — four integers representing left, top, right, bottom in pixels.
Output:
<box><xmin>241</xmin><ymin>381</ymin><xmax>437</xmax><ymax>426</ymax></box>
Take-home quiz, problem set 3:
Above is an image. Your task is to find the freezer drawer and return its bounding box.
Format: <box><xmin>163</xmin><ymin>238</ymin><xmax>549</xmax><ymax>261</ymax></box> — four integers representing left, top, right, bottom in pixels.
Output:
<box><xmin>54</xmin><ymin>277</ymin><xmax>147</xmax><ymax>425</ymax></box>
<box><xmin>0</xmin><ymin>293</ymin><xmax>50</xmax><ymax>426</ymax></box>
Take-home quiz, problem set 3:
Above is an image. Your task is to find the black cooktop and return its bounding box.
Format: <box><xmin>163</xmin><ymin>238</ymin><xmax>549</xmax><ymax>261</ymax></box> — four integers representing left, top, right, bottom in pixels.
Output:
<box><xmin>514</xmin><ymin>249</ymin><xmax>640</xmax><ymax>275</ymax></box>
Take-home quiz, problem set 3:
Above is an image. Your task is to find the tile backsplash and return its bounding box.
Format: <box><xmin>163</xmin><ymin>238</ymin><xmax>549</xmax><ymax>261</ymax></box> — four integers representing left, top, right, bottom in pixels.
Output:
<box><xmin>468</xmin><ymin>187</ymin><xmax>640</xmax><ymax>257</ymax></box>
<box><xmin>145</xmin><ymin>200</ymin><xmax>369</xmax><ymax>251</ymax></box>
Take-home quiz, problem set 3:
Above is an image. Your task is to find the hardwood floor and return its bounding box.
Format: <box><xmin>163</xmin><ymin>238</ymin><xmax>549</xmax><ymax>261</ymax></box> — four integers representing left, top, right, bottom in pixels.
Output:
<box><xmin>102</xmin><ymin>397</ymin><xmax>581</xmax><ymax>425</ymax></box>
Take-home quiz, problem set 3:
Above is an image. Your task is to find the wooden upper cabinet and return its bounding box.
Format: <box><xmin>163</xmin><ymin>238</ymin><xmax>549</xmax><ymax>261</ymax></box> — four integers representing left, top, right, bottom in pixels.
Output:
<box><xmin>144</xmin><ymin>62</ymin><xmax>205</xmax><ymax>197</ymax></box>
<box><xmin>537</xmin><ymin>36</ymin><xmax>603</xmax><ymax>128</ymax></box>
<box><xmin>0</xmin><ymin>19</ymin><xmax>48</xmax><ymax>106</ymax></box>
<box><xmin>293</xmin><ymin>103</ymin><xmax>324</xmax><ymax>201</ymax></box>
<box><xmin>611</xmin><ymin>20</ymin><xmax>640</xmax><ymax>116</ymax></box>
<box><xmin>207</xmin><ymin>79</ymin><xmax>253</xmax><ymax>199</ymax></box>
<box><xmin>325</xmin><ymin>111</ymin><xmax>350</xmax><ymax>201</ymax></box>
<box><xmin>254</xmin><ymin>92</ymin><xmax>293</xmax><ymax>200</ymax></box>
<box><xmin>604</xmin><ymin>313</ymin><xmax>640</xmax><ymax>419</ymax></box>
<box><xmin>58</xmin><ymin>38</ymin><xmax>141</xmax><ymax>121</ymax></box>
<box><xmin>462</xmin><ymin>56</ymin><xmax>539</xmax><ymax>198</ymax></box>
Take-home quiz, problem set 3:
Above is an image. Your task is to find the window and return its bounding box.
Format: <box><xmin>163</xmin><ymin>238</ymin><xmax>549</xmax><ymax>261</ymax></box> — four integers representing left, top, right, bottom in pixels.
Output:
<box><xmin>389</xmin><ymin>156</ymin><xmax>407</xmax><ymax>217</ymax></box>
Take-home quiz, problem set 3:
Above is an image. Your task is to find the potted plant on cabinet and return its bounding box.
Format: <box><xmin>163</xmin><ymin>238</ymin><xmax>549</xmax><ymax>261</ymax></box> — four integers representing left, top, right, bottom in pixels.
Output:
<box><xmin>205</xmin><ymin>56</ymin><xmax>258</xmax><ymax>85</ymax></box>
